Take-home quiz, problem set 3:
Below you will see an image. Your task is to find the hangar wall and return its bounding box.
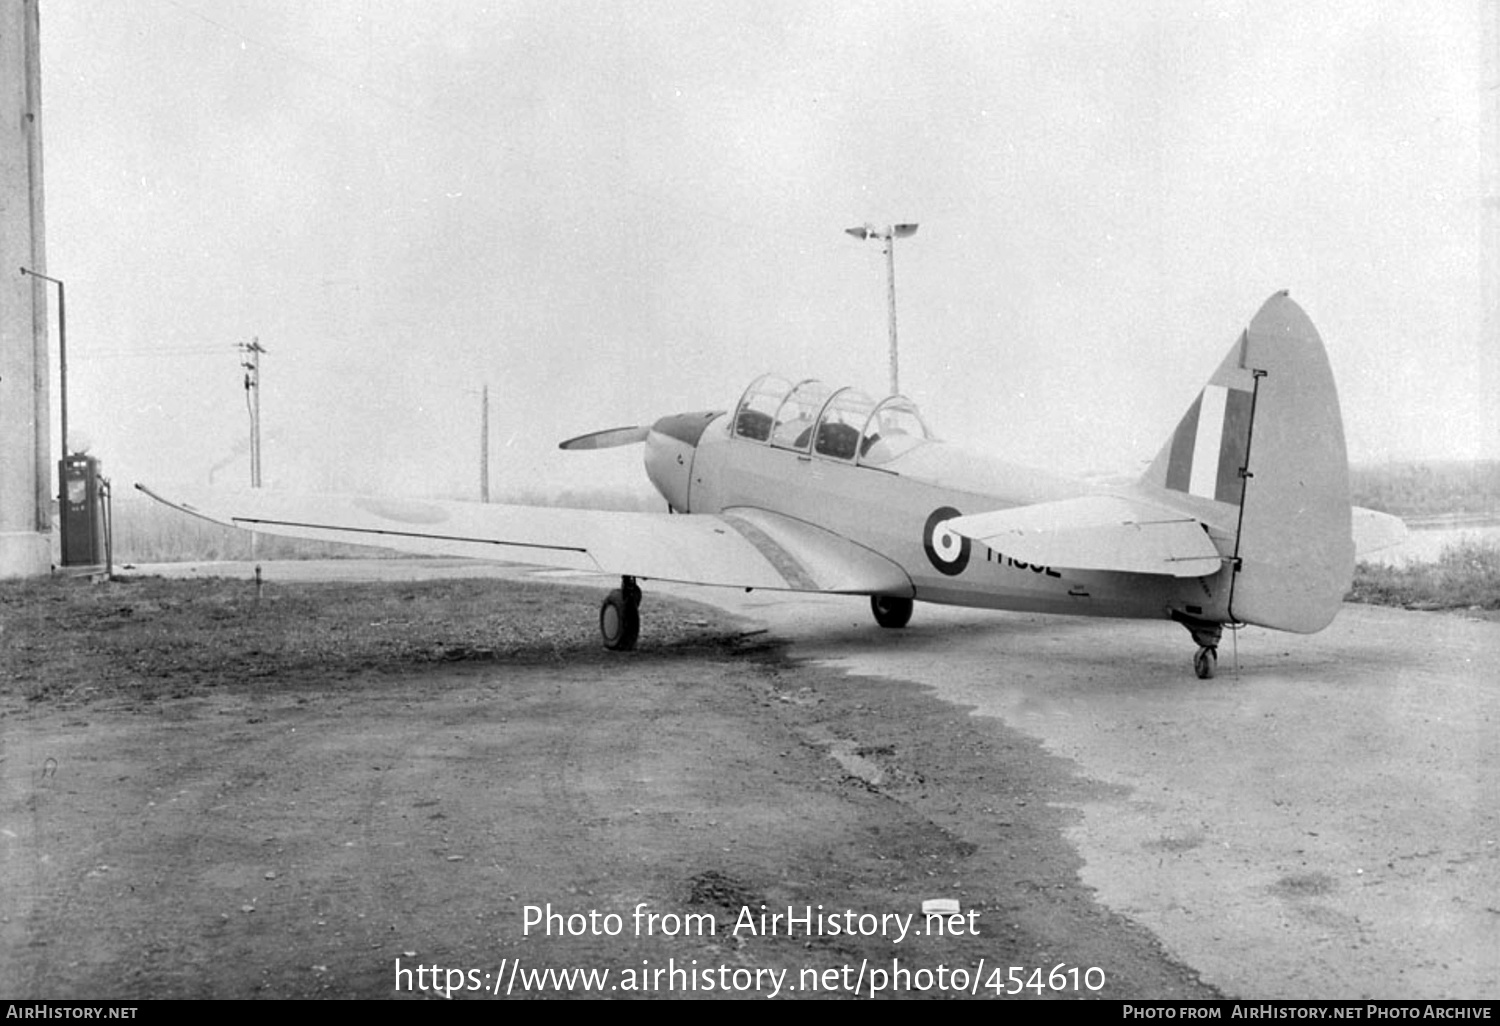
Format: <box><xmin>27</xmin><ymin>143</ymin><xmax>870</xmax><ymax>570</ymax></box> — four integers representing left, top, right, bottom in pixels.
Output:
<box><xmin>0</xmin><ymin>0</ymin><xmax>52</xmax><ymax>578</ymax></box>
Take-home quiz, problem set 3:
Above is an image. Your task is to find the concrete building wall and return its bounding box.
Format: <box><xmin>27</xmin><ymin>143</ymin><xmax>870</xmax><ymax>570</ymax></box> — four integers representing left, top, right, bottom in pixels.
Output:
<box><xmin>0</xmin><ymin>0</ymin><xmax>52</xmax><ymax>577</ymax></box>
<box><xmin>1484</xmin><ymin>1</ymin><xmax>1500</xmax><ymax>455</ymax></box>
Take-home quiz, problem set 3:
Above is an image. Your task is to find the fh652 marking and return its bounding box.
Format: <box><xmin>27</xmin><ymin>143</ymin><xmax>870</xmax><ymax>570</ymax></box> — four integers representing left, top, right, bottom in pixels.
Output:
<box><xmin>985</xmin><ymin>547</ymin><xmax>1062</xmax><ymax>578</ymax></box>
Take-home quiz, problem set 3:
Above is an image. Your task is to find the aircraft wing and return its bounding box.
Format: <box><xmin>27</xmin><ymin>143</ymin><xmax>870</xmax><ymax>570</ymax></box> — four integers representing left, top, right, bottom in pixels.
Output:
<box><xmin>946</xmin><ymin>494</ymin><xmax>1225</xmax><ymax>578</ymax></box>
<box><xmin>135</xmin><ymin>485</ymin><xmax>913</xmax><ymax>596</ymax></box>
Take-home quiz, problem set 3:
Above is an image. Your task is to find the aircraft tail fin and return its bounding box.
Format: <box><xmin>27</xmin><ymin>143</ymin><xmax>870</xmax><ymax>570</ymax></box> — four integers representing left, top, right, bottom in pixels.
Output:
<box><xmin>1140</xmin><ymin>291</ymin><xmax>1353</xmax><ymax>633</ymax></box>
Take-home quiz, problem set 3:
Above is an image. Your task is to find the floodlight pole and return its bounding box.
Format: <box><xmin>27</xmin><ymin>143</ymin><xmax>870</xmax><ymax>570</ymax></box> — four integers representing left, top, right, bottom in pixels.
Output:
<box><xmin>883</xmin><ymin>235</ymin><xmax>900</xmax><ymax>395</ymax></box>
<box><xmin>844</xmin><ymin>223</ymin><xmax>918</xmax><ymax>395</ymax></box>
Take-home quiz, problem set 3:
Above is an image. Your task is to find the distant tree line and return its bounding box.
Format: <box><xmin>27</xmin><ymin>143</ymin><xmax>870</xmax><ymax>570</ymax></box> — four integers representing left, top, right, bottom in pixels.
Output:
<box><xmin>1350</xmin><ymin>460</ymin><xmax>1500</xmax><ymax>518</ymax></box>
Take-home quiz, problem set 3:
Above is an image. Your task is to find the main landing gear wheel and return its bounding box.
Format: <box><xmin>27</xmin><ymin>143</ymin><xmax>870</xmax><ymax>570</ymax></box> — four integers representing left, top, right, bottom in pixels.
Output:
<box><xmin>870</xmin><ymin>595</ymin><xmax>914</xmax><ymax>629</ymax></box>
<box><xmin>600</xmin><ymin>576</ymin><xmax>641</xmax><ymax>651</ymax></box>
<box><xmin>1193</xmin><ymin>646</ymin><xmax>1218</xmax><ymax>680</ymax></box>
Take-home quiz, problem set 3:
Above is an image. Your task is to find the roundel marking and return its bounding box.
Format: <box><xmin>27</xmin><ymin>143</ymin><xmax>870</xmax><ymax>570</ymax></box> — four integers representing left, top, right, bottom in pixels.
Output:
<box><xmin>923</xmin><ymin>506</ymin><xmax>970</xmax><ymax>576</ymax></box>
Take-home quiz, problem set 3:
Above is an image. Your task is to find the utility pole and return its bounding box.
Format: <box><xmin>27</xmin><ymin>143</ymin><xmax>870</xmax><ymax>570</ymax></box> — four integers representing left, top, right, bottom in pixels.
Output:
<box><xmin>238</xmin><ymin>338</ymin><xmax>265</xmax><ymax>487</ymax></box>
<box><xmin>480</xmin><ymin>384</ymin><xmax>491</xmax><ymax>503</ymax></box>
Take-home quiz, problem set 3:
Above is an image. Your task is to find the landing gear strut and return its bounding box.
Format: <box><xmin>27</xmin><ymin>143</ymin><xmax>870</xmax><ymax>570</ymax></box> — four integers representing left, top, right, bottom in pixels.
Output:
<box><xmin>600</xmin><ymin>576</ymin><xmax>641</xmax><ymax>651</ymax></box>
<box><xmin>1173</xmin><ymin>612</ymin><xmax>1222</xmax><ymax>680</ymax></box>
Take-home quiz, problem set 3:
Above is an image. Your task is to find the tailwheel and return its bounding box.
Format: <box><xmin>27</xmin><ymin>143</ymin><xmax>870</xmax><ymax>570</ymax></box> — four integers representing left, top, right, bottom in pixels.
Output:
<box><xmin>1173</xmin><ymin>611</ymin><xmax>1224</xmax><ymax>681</ymax></box>
<box><xmin>600</xmin><ymin>576</ymin><xmax>641</xmax><ymax>651</ymax></box>
<box><xmin>1193</xmin><ymin>646</ymin><xmax>1217</xmax><ymax>680</ymax></box>
<box><xmin>870</xmin><ymin>595</ymin><xmax>914</xmax><ymax>629</ymax></box>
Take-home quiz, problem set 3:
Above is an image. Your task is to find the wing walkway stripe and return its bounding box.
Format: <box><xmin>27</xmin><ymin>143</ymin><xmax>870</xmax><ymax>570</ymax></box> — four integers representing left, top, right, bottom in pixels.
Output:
<box><xmin>719</xmin><ymin>514</ymin><xmax>820</xmax><ymax>590</ymax></box>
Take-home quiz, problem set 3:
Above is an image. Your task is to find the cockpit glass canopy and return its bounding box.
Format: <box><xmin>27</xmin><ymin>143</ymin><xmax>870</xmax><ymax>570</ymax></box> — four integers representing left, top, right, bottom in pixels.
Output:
<box><xmin>732</xmin><ymin>375</ymin><xmax>932</xmax><ymax>464</ymax></box>
<box><xmin>771</xmin><ymin>379</ymin><xmax>834</xmax><ymax>451</ymax></box>
<box><xmin>732</xmin><ymin>373</ymin><xmax>792</xmax><ymax>442</ymax></box>
<box><xmin>858</xmin><ymin>395</ymin><xmax>931</xmax><ymax>464</ymax></box>
<box><xmin>814</xmin><ymin>388</ymin><xmax>876</xmax><ymax>460</ymax></box>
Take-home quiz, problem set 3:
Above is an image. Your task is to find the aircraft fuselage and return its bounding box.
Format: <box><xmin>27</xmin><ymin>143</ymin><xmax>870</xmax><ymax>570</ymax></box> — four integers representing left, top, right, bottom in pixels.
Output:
<box><xmin>646</xmin><ymin>413</ymin><xmax>1235</xmax><ymax>626</ymax></box>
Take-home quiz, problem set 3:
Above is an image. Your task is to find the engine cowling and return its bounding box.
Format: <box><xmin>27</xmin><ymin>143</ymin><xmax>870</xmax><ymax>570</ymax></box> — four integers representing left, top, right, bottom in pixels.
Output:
<box><xmin>643</xmin><ymin>411</ymin><xmax>722</xmax><ymax>513</ymax></box>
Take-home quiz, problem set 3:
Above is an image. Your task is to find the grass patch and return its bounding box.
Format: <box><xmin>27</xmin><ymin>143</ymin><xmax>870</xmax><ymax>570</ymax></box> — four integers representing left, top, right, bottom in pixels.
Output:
<box><xmin>0</xmin><ymin>575</ymin><xmax>742</xmax><ymax>707</ymax></box>
<box><xmin>1348</xmin><ymin>539</ymin><xmax>1500</xmax><ymax>611</ymax></box>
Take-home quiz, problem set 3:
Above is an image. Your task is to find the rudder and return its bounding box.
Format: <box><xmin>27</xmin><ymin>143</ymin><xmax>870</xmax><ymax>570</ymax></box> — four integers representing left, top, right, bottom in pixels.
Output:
<box><xmin>1143</xmin><ymin>291</ymin><xmax>1353</xmax><ymax>633</ymax></box>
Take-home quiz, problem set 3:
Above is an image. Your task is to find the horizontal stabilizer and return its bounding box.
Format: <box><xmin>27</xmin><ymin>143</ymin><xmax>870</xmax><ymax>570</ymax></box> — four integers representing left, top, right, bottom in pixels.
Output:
<box><xmin>1352</xmin><ymin>506</ymin><xmax>1407</xmax><ymax>558</ymax></box>
<box><xmin>947</xmin><ymin>495</ymin><xmax>1224</xmax><ymax>578</ymax></box>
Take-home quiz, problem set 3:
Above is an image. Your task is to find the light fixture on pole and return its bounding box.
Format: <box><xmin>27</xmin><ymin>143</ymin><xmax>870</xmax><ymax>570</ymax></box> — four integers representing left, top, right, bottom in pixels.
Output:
<box><xmin>844</xmin><ymin>222</ymin><xmax>918</xmax><ymax>395</ymax></box>
<box><xmin>19</xmin><ymin>267</ymin><xmax>65</xmax><ymax>459</ymax></box>
<box><xmin>20</xmin><ymin>267</ymin><xmax>69</xmax><ymax>558</ymax></box>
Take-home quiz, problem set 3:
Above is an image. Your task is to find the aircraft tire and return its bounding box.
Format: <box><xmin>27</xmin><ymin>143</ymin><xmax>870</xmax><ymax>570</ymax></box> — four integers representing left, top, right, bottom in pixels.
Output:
<box><xmin>1194</xmin><ymin>646</ymin><xmax>1217</xmax><ymax>680</ymax></box>
<box><xmin>601</xmin><ymin>589</ymin><xmax>640</xmax><ymax>651</ymax></box>
<box><xmin>870</xmin><ymin>595</ymin><xmax>914</xmax><ymax>629</ymax></box>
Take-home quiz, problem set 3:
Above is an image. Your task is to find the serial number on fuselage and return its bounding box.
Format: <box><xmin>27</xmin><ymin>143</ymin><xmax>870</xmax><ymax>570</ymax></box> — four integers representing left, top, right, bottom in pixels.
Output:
<box><xmin>984</xmin><ymin>548</ymin><xmax>1062</xmax><ymax>578</ymax></box>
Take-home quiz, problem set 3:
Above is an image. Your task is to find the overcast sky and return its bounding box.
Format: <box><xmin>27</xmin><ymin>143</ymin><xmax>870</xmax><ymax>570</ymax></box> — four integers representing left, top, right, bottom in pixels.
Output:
<box><xmin>35</xmin><ymin>0</ymin><xmax>1498</xmax><ymax>503</ymax></box>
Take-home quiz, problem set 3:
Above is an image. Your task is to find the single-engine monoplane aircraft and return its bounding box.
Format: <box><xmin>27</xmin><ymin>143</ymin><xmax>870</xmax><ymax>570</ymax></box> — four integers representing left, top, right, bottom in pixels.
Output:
<box><xmin>139</xmin><ymin>291</ymin><xmax>1404</xmax><ymax>678</ymax></box>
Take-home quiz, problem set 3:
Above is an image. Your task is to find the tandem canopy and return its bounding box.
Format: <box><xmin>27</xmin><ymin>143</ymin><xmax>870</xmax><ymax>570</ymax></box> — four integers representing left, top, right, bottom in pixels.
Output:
<box><xmin>730</xmin><ymin>374</ymin><xmax>932</xmax><ymax>465</ymax></box>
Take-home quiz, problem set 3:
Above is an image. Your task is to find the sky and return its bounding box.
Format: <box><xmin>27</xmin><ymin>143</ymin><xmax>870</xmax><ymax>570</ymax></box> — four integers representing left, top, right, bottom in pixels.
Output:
<box><xmin>33</xmin><ymin>0</ymin><xmax>1499</xmax><ymax>504</ymax></box>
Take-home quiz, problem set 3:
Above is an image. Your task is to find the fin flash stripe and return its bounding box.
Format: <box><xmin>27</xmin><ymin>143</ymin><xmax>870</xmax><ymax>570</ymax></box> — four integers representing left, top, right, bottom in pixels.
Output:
<box><xmin>1165</xmin><ymin>385</ymin><xmax>1253</xmax><ymax>504</ymax></box>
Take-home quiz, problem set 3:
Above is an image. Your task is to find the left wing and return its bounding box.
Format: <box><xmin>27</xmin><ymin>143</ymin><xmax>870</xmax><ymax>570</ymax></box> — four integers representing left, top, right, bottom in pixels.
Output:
<box><xmin>135</xmin><ymin>484</ymin><xmax>912</xmax><ymax>596</ymax></box>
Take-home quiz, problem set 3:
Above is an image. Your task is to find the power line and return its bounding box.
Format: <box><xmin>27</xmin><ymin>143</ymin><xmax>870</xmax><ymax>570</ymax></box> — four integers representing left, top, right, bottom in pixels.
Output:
<box><xmin>82</xmin><ymin>348</ymin><xmax>234</xmax><ymax>360</ymax></box>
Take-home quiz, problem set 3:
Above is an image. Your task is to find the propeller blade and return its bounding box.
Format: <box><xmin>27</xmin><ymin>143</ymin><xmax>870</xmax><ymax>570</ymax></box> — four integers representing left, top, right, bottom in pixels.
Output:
<box><xmin>558</xmin><ymin>425</ymin><xmax>651</xmax><ymax>451</ymax></box>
